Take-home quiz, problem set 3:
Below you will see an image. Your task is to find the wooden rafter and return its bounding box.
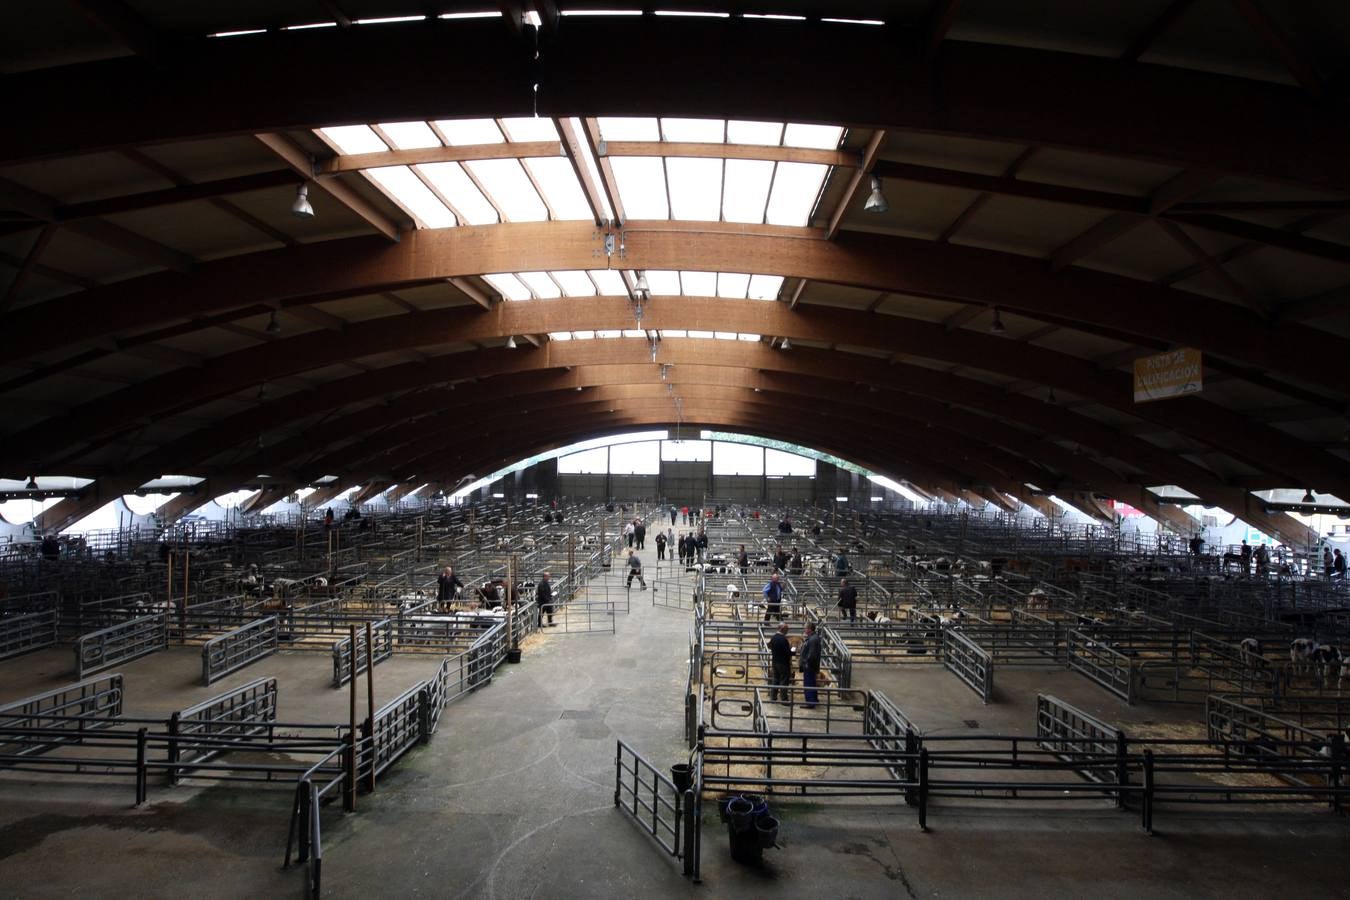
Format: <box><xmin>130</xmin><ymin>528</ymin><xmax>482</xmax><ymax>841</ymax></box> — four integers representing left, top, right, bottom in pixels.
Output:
<box><xmin>255</xmin><ymin>132</ymin><xmax>401</xmax><ymax>241</ymax></box>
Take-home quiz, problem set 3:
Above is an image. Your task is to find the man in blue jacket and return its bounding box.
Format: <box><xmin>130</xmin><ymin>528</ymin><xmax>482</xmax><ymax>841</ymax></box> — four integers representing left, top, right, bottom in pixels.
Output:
<box><xmin>762</xmin><ymin>572</ymin><xmax>784</xmax><ymax>623</ymax></box>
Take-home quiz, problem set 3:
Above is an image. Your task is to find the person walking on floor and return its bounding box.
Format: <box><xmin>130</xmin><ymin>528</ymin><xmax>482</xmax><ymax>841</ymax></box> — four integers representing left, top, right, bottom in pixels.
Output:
<box><xmin>762</xmin><ymin>572</ymin><xmax>784</xmax><ymax>623</ymax></box>
<box><xmin>537</xmin><ymin>571</ymin><xmax>555</xmax><ymax>626</ymax></box>
<box><xmin>635</xmin><ymin>519</ymin><xmax>646</xmax><ymax>550</ymax></box>
<box><xmin>655</xmin><ymin>531</ymin><xmax>667</xmax><ymax>561</ymax></box>
<box><xmin>624</xmin><ymin>521</ymin><xmax>635</xmax><ymax>548</ymax></box>
<box><xmin>837</xmin><ymin>577</ymin><xmax>858</xmax><ymax>622</ymax></box>
<box><xmin>768</xmin><ymin>623</ymin><xmax>793</xmax><ymax>703</ymax></box>
<box><xmin>799</xmin><ymin>622</ymin><xmax>822</xmax><ymax>708</ymax></box>
<box><xmin>625</xmin><ymin>549</ymin><xmax>647</xmax><ymax>590</ymax></box>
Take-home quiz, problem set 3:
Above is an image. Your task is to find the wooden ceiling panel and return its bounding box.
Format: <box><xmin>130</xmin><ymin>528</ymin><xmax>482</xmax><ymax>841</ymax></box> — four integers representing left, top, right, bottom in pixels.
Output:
<box><xmin>840</xmin><ymin>181</ymin><xmax>982</xmax><ymax>241</ymax></box>
<box><xmin>0</xmin><ymin>153</ymin><xmax>167</xmax><ymax>203</ymax></box>
<box><xmin>134</xmin><ymin>136</ymin><xmax>291</xmax><ymax>183</ymax></box>
<box><xmin>1016</xmin><ymin>147</ymin><xmax>1181</xmax><ymax>197</ymax></box>
<box><xmin>883</xmin><ymin>132</ymin><xmax>1029</xmax><ymax>177</ymax></box>
<box><xmin>316</xmin><ymin>296</ymin><xmax>405</xmax><ymax>324</ymax></box>
<box><xmin>103</xmin><ymin>202</ymin><xmax>268</xmax><ymax>258</ymax></box>
<box><xmin>798</xmin><ymin>282</ymin><xmax>879</xmax><ymax>310</ymax></box>
<box><xmin>34</xmin><ymin>229</ymin><xmax>156</xmax><ymax>282</ymax></box>
<box><xmin>1225</xmin><ymin>249</ymin><xmax>1350</xmax><ymax>303</ymax></box>
<box><xmin>950</xmin><ymin>195</ymin><xmax>1111</xmax><ymax>257</ymax></box>
<box><xmin>873</xmin><ymin>294</ymin><xmax>965</xmax><ymax>322</ymax></box>
<box><xmin>222</xmin><ymin>183</ymin><xmax>376</xmax><ymax>242</ymax></box>
<box><xmin>1074</xmin><ymin>220</ymin><xmax>1194</xmax><ymax>281</ymax></box>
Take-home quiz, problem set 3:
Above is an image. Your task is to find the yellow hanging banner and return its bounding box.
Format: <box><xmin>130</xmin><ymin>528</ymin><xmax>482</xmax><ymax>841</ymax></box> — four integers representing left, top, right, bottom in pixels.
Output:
<box><xmin>1133</xmin><ymin>348</ymin><xmax>1202</xmax><ymax>403</ymax></box>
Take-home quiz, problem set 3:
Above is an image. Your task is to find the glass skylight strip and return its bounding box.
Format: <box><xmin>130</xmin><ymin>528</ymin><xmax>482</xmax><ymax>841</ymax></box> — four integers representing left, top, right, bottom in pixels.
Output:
<box><xmin>210</xmin><ymin>29</ymin><xmax>267</xmax><ymax>37</ymax></box>
<box><xmin>518</xmin><ymin>271</ymin><xmax>563</xmax><ymax>299</ymax></box>
<box><xmin>597</xmin><ymin>329</ymin><xmax>622</xmax><ymax>338</ymax></box>
<box><xmin>417</xmin><ymin>162</ymin><xmax>498</xmax><ymax>224</ymax></box>
<box><xmin>680</xmin><ymin>271</ymin><xmax>717</xmax><ymax>296</ymax></box>
<box><xmin>622</xmin><ymin>328</ymin><xmax>647</xmax><ymax>337</ymax></box>
<box><xmin>574</xmin><ymin>330</ymin><xmax>596</xmax><ymax>339</ymax></box>
<box><xmin>654</xmin><ymin>10</ymin><xmax>730</xmax><ymax>17</ymax></box>
<box><xmin>355</xmin><ymin>15</ymin><xmax>427</xmax><ymax>24</ymax></box>
<box><xmin>744</xmin><ymin>13</ymin><xmax>806</xmax><ymax>20</ymax></box>
<box><xmin>738</xmin><ymin>333</ymin><xmax>762</xmax><ymax>341</ymax></box>
<box><xmin>483</xmin><ymin>273</ymin><xmax>532</xmax><ymax>301</ymax></box>
<box><xmin>552</xmin><ymin>270</ymin><xmax>596</xmax><ymax>296</ymax></box>
<box><xmin>689</xmin><ymin>329</ymin><xmax>715</xmax><ymax>339</ymax></box>
<box><xmin>434</xmin><ymin>118</ymin><xmax>506</xmax><ymax>145</ymax></box>
<box><xmin>609</xmin><ymin>157</ymin><xmax>669</xmax><ymax>219</ymax></box>
<box><xmin>783</xmin><ymin>123</ymin><xmax>844</xmax><ymax>150</ymax></box>
<box><xmin>281</xmin><ymin>22</ymin><xmax>337</xmax><ymax>30</ymax></box>
<box><xmin>597</xmin><ymin>117</ymin><xmax>661</xmax><ymax>141</ymax></box>
<box><xmin>319</xmin><ymin>125</ymin><xmax>388</xmax><ymax>154</ymax></box>
<box><xmin>366</xmin><ymin>166</ymin><xmax>456</xmax><ymax>228</ymax></box>
<box><xmin>714</xmin><ymin>331</ymin><xmax>737</xmax><ymax>340</ymax></box>
<box><xmin>748</xmin><ymin>274</ymin><xmax>784</xmax><ymax>300</ymax></box>
<box><xmin>464</xmin><ymin>159</ymin><xmax>549</xmax><ymax>222</ymax></box>
<box><xmin>524</xmin><ymin>157</ymin><xmax>593</xmax><ymax>220</ymax></box>
<box><xmin>661</xmin><ymin>118</ymin><xmax>725</xmax><ymax>143</ymax></box>
<box><xmin>500</xmin><ymin>117</ymin><xmax>560</xmax><ymax>142</ymax></box>
<box><xmin>644</xmin><ymin>270</ymin><xmax>681</xmax><ymax>295</ymax></box>
<box><xmin>560</xmin><ymin>8</ymin><xmax>643</xmax><ymax>14</ymax></box>
<box><xmin>821</xmin><ymin>17</ymin><xmax>885</xmax><ymax>25</ymax></box>
<box><xmin>662</xmin><ymin>329</ymin><xmax>687</xmax><ymax>338</ymax></box>
<box><xmin>549</xmin><ymin>331</ymin><xmax>573</xmax><ymax>340</ymax></box>
<box><xmin>439</xmin><ymin>11</ymin><xmax>501</xmax><ymax>19</ymax></box>
<box><xmin>727</xmin><ymin>120</ymin><xmax>784</xmax><ymax>146</ymax></box>
<box><xmin>588</xmin><ymin>269</ymin><xmax>627</xmax><ymax>295</ymax></box>
<box><xmin>765</xmin><ymin>162</ymin><xmax>828</xmax><ymax>227</ymax></box>
<box><xmin>722</xmin><ymin>159</ymin><xmax>774</xmax><ymax>223</ymax></box>
<box><xmin>666</xmin><ymin>157</ymin><xmax>723</xmax><ymax>221</ymax></box>
<box><xmin>717</xmin><ymin>272</ymin><xmax>751</xmax><ymax>299</ymax></box>
<box><xmin>376</xmin><ymin>121</ymin><xmax>441</xmax><ymax>150</ymax></box>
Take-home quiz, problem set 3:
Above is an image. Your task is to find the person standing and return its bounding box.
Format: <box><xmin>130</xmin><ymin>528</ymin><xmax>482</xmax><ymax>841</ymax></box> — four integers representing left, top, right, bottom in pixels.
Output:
<box><xmin>682</xmin><ymin>505</ymin><xmax>689</xmax><ymax>525</ymax></box>
<box><xmin>537</xmin><ymin>571</ymin><xmax>555</xmax><ymax>626</ymax></box>
<box><xmin>696</xmin><ymin>530</ymin><xmax>708</xmax><ymax>563</ymax></box>
<box><xmin>635</xmin><ymin>519</ymin><xmax>647</xmax><ymax>550</ymax></box>
<box><xmin>768</xmin><ymin>623</ymin><xmax>793</xmax><ymax>703</ymax></box>
<box><xmin>762</xmin><ymin>572</ymin><xmax>784</xmax><ymax>623</ymax></box>
<box><xmin>773</xmin><ymin>544</ymin><xmax>789</xmax><ymax>572</ymax></box>
<box><xmin>799</xmin><ymin>622</ymin><xmax>822</xmax><ymax>708</ymax></box>
<box><xmin>625</xmin><ymin>549</ymin><xmax>647</xmax><ymax>590</ymax></box>
<box><xmin>789</xmin><ymin>547</ymin><xmax>803</xmax><ymax>577</ymax></box>
<box><xmin>624</xmin><ymin>521</ymin><xmax>635</xmax><ymax>548</ymax></box>
<box><xmin>437</xmin><ymin>565</ymin><xmax>463</xmax><ymax>607</ymax></box>
<box><xmin>738</xmin><ymin>544</ymin><xmax>749</xmax><ymax>575</ymax></box>
<box><xmin>655</xmin><ymin>531</ymin><xmax>667</xmax><ymax>561</ymax></box>
<box><xmin>835</xmin><ymin>548</ymin><xmax>850</xmax><ymax>578</ymax></box>
<box><xmin>670</xmin><ymin>505</ymin><xmax>677</xmax><ymax>526</ymax></box>
<box><xmin>837</xmin><ymin>577</ymin><xmax>858</xmax><ymax>622</ymax></box>
<box><xmin>1324</xmin><ymin>547</ymin><xmax>1334</xmax><ymax>578</ymax></box>
<box><xmin>1336</xmin><ymin>549</ymin><xmax>1347</xmax><ymax>579</ymax></box>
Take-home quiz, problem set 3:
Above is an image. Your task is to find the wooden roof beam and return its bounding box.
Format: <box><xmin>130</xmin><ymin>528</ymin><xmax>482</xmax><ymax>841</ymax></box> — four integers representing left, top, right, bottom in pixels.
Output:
<box><xmin>825</xmin><ymin>130</ymin><xmax>886</xmax><ymax>240</ymax></box>
<box><xmin>254</xmin><ymin>132</ymin><xmax>400</xmax><ymax>241</ymax></box>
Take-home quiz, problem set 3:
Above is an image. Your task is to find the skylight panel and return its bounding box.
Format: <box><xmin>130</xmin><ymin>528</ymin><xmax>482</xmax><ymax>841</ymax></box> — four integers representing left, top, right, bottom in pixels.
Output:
<box><xmin>552</xmin><ymin>270</ymin><xmax>596</xmax><ymax>296</ymax></box>
<box><xmin>366</xmin><ymin>166</ymin><xmax>455</xmax><ymax>227</ymax></box>
<box><xmin>561</xmin><ymin>9</ymin><xmax>643</xmax><ymax>15</ymax></box>
<box><xmin>783</xmin><ymin>123</ymin><xmax>844</xmax><ymax>149</ymax></box>
<box><xmin>689</xmin><ymin>329</ymin><xmax>715</xmax><ymax>339</ymax></box>
<box><xmin>483</xmin><ymin>273</ymin><xmax>532</xmax><ymax>301</ymax></box>
<box><xmin>417</xmin><ymin>162</ymin><xmax>499</xmax><ymax>224</ymax></box>
<box><xmin>464</xmin><ymin>160</ymin><xmax>548</xmax><ymax>221</ymax></box>
<box><xmin>377</xmin><ymin>121</ymin><xmax>441</xmax><ymax>149</ymax></box>
<box><xmin>665</xmin><ymin>157</ymin><xmax>723</xmax><ymax>221</ymax></box>
<box><xmin>588</xmin><ymin>269</ymin><xmax>627</xmax><ymax>295</ymax></box>
<box><xmin>574</xmin><ymin>330</ymin><xmax>596</xmax><ymax>339</ymax></box>
<box><xmin>598</xmin><ymin>118</ymin><xmax>661</xmax><ymax>141</ymax></box>
<box><xmin>748</xmin><ymin>274</ymin><xmax>784</xmax><ymax>300</ymax></box>
<box><xmin>661</xmin><ymin>118</ymin><xmax>725</xmax><ymax>143</ymax></box>
<box><xmin>680</xmin><ymin>271</ymin><xmax>717</xmax><ymax>296</ymax></box>
<box><xmin>722</xmin><ymin>159</ymin><xmax>774</xmax><ymax>223</ymax></box>
<box><xmin>654</xmin><ymin>10</ymin><xmax>730</xmax><ymax>17</ymax></box>
<box><xmin>355</xmin><ymin>15</ymin><xmax>426</xmax><ymax>24</ymax></box>
<box><xmin>744</xmin><ymin>13</ymin><xmax>806</xmax><ymax>20</ymax></box>
<box><xmin>282</xmin><ymin>22</ymin><xmax>338</xmax><ymax>30</ymax></box>
<box><xmin>435</xmin><ymin>118</ymin><xmax>506</xmax><ymax>145</ymax></box>
<box><xmin>714</xmin><ymin>273</ymin><xmax>749</xmax><ymax>299</ymax></box>
<box><xmin>518</xmin><ymin>271</ymin><xmax>562</xmax><ymax>299</ymax></box>
<box><xmin>210</xmin><ymin>29</ymin><xmax>266</xmax><ymax>37</ymax></box>
<box><xmin>821</xmin><ymin>17</ymin><xmax>884</xmax><ymax>25</ymax></box>
<box><xmin>727</xmin><ymin>120</ymin><xmax>784</xmax><ymax>146</ymax></box>
<box><xmin>500</xmin><ymin>117</ymin><xmax>560</xmax><ymax>142</ymax></box>
<box><xmin>662</xmin><ymin>329</ymin><xmax>687</xmax><ymax>338</ymax></box>
<box><xmin>319</xmin><ymin>125</ymin><xmax>387</xmax><ymax>154</ymax></box>
<box><xmin>596</xmin><ymin>329</ymin><xmax>622</xmax><ymax>339</ymax></box>
<box><xmin>549</xmin><ymin>331</ymin><xmax>573</xmax><ymax>341</ymax></box>
<box><xmin>524</xmin><ymin>158</ymin><xmax>593</xmax><ymax>220</ymax></box>
<box><xmin>622</xmin><ymin>328</ymin><xmax>647</xmax><ymax>337</ymax></box>
<box><xmin>610</xmin><ymin>158</ymin><xmax>668</xmax><ymax>218</ymax></box>
<box><xmin>715</xmin><ymin>331</ymin><xmax>737</xmax><ymax>340</ymax></box>
<box><xmin>439</xmin><ymin>11</ymin><xmax>501</xmax><ymax>19</ymax></box>
<box><xmin>644</xmin><ymin>270</ymin><xmax>682</xmax><ymax>295</ymax></box>
<box><xmin>738</xmin><ymin>333</ymin><xmax>762</xmax><ymax>341</ymax></box>
<box><xmin>764</xmin><ymin>162</ymin><xmax>828</xmax><ymax>226</ymax></box>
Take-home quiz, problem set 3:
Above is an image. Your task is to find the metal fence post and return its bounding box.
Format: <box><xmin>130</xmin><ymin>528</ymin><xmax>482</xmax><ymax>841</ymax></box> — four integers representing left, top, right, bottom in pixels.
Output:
<box><xmin>418</xmin><ymin>687</ymin><xmax>432</xmax><ymax>744</ymax></box>
<box><xmin>342</xmin><ymin>733</ymin><xmax>356</xmax><ymax>813</ymax></box>
<box><xmin>1141</xmin><ymin>749</ymin><xmax>1154</xmax><ymax>834</ymax></box>
<box><xmin>1115</xmin><ymin>731</ymin><xmax>1129</xmax><ymax>809</ymax></box>
<box><xmin>681</xmin><ymin>789</ymin><xmax>697</xmax><ymax>878</ymax></box>
<box><xmin>167</xmin><ymin>712</ymin><xmax>180</xmax><ymax>785</ymax></box>
<box><xmin>134</xmin><ymin>727</ymin><xmax>148</xmax><ymax>806</ymax></box>
<box><xmin>918</xmin><ymin>748</ymin><xmax>929</xmax><ymax>831</ymax></box>
<box><xmin>904</xmin><ymin>728</ymin><xmax>919</xmax><ymax>806</ymax></box>
<box><xmin>1330</xmin><ymin>733</ymin><xmax>1344</xmax><ymax>815</ymax></box>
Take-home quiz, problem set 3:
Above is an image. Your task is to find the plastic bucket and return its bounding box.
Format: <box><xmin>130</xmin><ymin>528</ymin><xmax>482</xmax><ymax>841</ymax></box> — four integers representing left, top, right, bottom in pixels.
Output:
<box><xmin>740</xmin><ymin>793</ymin><xmax>769</xmax><ymax>819</ymax></box>
<box><xmin>726</xmin><ymin>796</ymin><xmax>755</xmax><ymax>832</ymax></box>
<box><xmin>755</xmin><ymin>815</ymin><xmax>780</xmax><ymax>848</ymax></box>
<box><xmin>670</xmin><ymin>763</ymin><xmax>693</xmax><ymax>793</ymax></box>
<box><xmin>506</xmin><ymin>648</ymin><xmax>522</xmax><ymax>663</ymax></box>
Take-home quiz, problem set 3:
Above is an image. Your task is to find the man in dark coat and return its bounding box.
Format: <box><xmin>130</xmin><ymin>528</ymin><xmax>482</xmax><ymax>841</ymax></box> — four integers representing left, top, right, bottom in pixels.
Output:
<box><xmin>768</xmin><ymin>623</ymin><xmax>793</xmax><ymax>702</ymax></box>
<box><xmin>799</xmin><ymin>622</ymin><xmax>823</xmax><ymax>708</ymax></box>
<box><xmin>436</xmin><ymin>565</ymin><xmax>462</xmax><ymax>606</ymax></box>
<box><xmin>537</xmin><ymin>571</ymin><xmax>555</xmax><ymax>626</ymax></box>
<box><xmin>837</xmin><ymin>577</ymin><xmax>858</xmax><ymax>622</ymax></box>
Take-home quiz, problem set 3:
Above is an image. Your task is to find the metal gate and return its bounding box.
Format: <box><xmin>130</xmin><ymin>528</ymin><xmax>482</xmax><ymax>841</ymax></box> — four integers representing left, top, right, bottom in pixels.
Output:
<box><xmin>942</xmin><ymin>629</ymin><xmax>993</xmax><ymax>702</ymax></box>
<box><xmin>75</xmin><ymin>613</ymin><xmax>169</xmax><ymax>678</ymax></box>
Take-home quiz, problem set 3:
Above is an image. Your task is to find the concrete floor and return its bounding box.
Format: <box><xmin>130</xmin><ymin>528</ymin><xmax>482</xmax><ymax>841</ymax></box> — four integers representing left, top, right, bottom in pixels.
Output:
<box><xmin>1</xmin><ymin>534</ymin><xmax>1348</xmax><ymax>898</ymax></box>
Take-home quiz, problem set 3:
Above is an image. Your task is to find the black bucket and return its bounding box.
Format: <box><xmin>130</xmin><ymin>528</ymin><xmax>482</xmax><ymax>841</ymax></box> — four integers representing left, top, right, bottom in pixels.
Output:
<box><xmin>726</xmin><ymin>796</ymin><xmax>755</xmax><ymax>832</ymax></box>
<box><xmin>506</xmin><ymin>648</ymin><xmax>522</xmax><ymax>663</ymax></box>
<box><xmin>754</xmin><ymin>815</ymin><xmax>780</xmax><ymax>848</ymax></box>
<box><xmin>671</xmin><ymin>763</ymin><xmax>693</xmax><ymax>793</ymax></box>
